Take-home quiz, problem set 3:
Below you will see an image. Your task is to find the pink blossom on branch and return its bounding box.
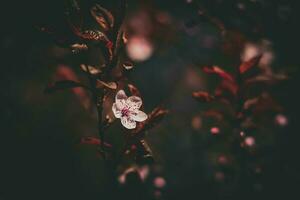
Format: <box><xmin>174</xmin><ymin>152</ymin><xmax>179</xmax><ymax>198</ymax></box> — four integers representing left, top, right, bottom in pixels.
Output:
<box><xmin>112</xmin><ymin>90</ymin><xmax>148</xmax><ymax>129</ymax></box>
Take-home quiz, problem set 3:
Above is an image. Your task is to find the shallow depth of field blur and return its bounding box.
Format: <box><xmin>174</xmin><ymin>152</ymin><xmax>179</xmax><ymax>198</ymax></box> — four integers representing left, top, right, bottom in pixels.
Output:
<box><xmin>0</xmin><ymin>0</ymin><xmax>299</xmax><ymax>200</ymax></box>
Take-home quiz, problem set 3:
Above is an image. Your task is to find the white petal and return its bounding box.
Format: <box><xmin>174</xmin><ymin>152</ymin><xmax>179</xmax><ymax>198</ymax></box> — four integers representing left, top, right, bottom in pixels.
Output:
<box><xmin>127</xmin><ymin>96</ymin><xmax>142</xmax><ymax>110</ymax></box>
<box><xmin>130</xmin><ymin>110</ymin><xmax>148</xmax><ymax>122</ymax></box>
<box><xmin>115</xmin><ymin>90</ymin><xmax>128</xmax><ymax>103</ymax></box>
<box><xmin>121</xmin><ymin>117</ymin><xmax>136</xmax><ymax>129</ymax></box>
<box><xmin>115</xmin><ymin>90</ymin><xmax>127</xmax><ymax>111</ymax></box>
<box><xmin>112</xmin><ymin>103</ymin><xmax>121</xmax><ymax>118</ymax></box>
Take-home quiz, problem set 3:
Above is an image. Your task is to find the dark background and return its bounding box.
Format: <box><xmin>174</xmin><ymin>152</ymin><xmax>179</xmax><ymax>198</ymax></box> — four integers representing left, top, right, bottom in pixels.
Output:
<box><xmin>0</xmin><ymin>0</ymin><xmax>300</xmax><ymax>199</ymax></box>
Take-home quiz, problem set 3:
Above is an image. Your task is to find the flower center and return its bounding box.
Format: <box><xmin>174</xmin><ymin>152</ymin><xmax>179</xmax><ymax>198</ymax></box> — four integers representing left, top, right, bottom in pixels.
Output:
<box><xmin>121</xmin><ymin>107</ymin><xmax>130</xmax><ymax>117</ymax></box>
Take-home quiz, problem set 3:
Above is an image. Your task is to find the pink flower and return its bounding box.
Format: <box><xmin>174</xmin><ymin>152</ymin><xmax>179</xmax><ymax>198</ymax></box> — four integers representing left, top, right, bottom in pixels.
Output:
<box><xmin>112</xmin><ymin>90</ymin><xmax>148</xmax><ymax>129</ymax></box>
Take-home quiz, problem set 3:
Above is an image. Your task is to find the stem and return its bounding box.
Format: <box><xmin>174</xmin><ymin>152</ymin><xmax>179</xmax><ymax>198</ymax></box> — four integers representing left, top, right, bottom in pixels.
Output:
<box><xmin>97</xmin><ymin>91</ymin><xmax>105</xmax><ymax>159</ymax></box>
<box><xmin>86</xmin><ymin>66</ymin><xmax>106</xmax><ymax>159</ymax></box>
<box><xmin>235</xmin><ymin>60</ymin><xmax>244</xmax><ymax>130</ymax></box>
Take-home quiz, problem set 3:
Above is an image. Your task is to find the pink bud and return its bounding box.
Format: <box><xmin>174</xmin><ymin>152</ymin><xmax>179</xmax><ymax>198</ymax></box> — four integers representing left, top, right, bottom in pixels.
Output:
<box><xmin>245</xmin><ymin>136</ymin><xmax>255</xmax><ymax>147</ymax></box>
<box><xmin>275</xmin><ymin>114</ymin><xmax>288</xmax><ymax>127</ymax></box>
<box><xmin>154</xmin><ymin>177</ymin><xmax>166</xmax><ymax>188</ymax></box>
<box><xmin>210</xmin><ymin>127</ymin><xmax>220</xmax><ymax>135</ymax></box>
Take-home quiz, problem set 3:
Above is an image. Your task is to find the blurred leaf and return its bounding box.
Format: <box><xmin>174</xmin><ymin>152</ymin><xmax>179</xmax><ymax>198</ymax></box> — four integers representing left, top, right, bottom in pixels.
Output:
<box><xmin>252</xmin><ymin>93</ymin><xmax>283</xmax><ymax>114</ymax></box>
<box><xmin>243</xmin><ymin>97</ymin><xmax>259</xmax><ymax>110</ymax></box>
<box><xmin>44</xmin><ymin>80</ymin><xmax>88</xmax><ymax>93</ymax></box>
<box><xmin>90</xmin><ymin>4</ymin><xmax>114</xmax><ymax>31</ymax></box>
<box><xmin>203</xmin><ymin>66</ymin><xmax>235</xmax><ymax>82</ymax></box>
<box><xmin>80</xmin><ymin>64</ymin><xmax>102</xmax><ymax>75</ymax></box>
<box><xmin>246</xmin><ymin>73</ymin><xmax>288</xmax><ymax>84</ymax></box>
<box><xmin>192</xmin><ymin>91</ymin><xmax>215</xmax><ymax>102</ymax></box>
<box><xmin>96</xmin><ymin>80</ymin><xmax>117</xmax><ymax>90</ymax></box>
<box><xmin>203</xmin><ymin>110</ymin><xmax>224</xmax><ymax>121</ymax></box>
<box><xmin>241</xmin><ymin>117</ymin><xmax>257</xmax><ymax>129</ymax></box>
<box><xmin>239</xmin><ymin>55</ymin><xmax>262</xmax><ymax>74</ymax></box>
<box><xmin>214</xmin><ymin>86</ymin><xmax>235</xmax><ymax>102</ymax></box>
<box><xmin>219</xmin><ymin>80</ymin><xmax>238</xmax><ymax>96</ymax></box>
<box><xmin>80</xmin><ymin>137</ymin><xmax>112</xmax><ymax>148</ymax></box>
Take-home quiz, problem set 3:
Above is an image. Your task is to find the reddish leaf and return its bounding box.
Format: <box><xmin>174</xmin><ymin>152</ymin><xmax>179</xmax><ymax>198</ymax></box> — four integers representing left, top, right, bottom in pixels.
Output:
<box><xmin>90</xmin><ymin>4</ymin><xmax>114</xmax><ymax>31</ymax></box>
<box><xmin>219</xmin><ymin>80</ymin><xmax>238</xmax><ymax>96</ymax></box>
<box><xmin>80</xmin><ymin>137</ymin><xmax>112</xmax><ymax>148</ymax></box>
<box><xmin>192</xmin><ymin>91</ymin><xmax>214</xmax><ymax>102</ymax></box>
<box><xmin>54</xmin><ymin>65</ymin><xmax>91</xmax><ymax>109</ymax></box>
<box><xmin>128</xmin><ymin>84</ymin><xmax>141</xmax><ymax>97</ymax></box>
<box><xmin>252</xmin><ymin>94</ymin><xmax>283</xmax><ymax>114</ymax></box>
<box><xmin>146</xmin><ymin>107</ymin><xmax>169</xmax><ymax>127</ymax></box>
<box><xmin>239</xmin><ymin>55</ymin><xmax>262</xmax><ymax>74</ymax></box>
<box><xmin>133</xmin><ymin>106</ymin><xmax>168</xmax><ymax>134</ymax></box>
<box><xmin>245</xmin><ymin>73</ymin><xmax>288</xmax><ymax>84</ymax></box>
<box><xmin>44</xmin><ymin>80</ymin><xmax>88</xmax><ymax>93</ymax></box>
<box><xmin>70</xmin><ymin>43</ymin><xmax>88</xmax><ymax>53</ymax></box>
<box><xmin>243</xmin><ymin>97</ymin><xmax>259</xmax><ymax>110</ymax></box>
<box><xmin>203</xmin><ymin>110</ymin><xmax>223</xmax><ymax>121</ymax></box>
<box><xmin>203</xmin><ymin>66</ymin><xmax>235</xmax><ymax>82</ymax></box>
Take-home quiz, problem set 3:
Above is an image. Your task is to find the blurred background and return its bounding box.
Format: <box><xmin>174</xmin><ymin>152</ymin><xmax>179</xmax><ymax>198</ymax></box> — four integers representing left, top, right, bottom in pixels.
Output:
<box><xmin>0</xmin><ymin>0</ymin><xmax>299</xmax><ymax>199</ymax></box>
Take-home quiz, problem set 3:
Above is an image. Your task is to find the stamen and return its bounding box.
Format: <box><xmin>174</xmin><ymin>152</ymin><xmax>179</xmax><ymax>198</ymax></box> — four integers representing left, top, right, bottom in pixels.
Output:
<box><xmin>121</xmin><ymin>108</ymin><xmax>130</xmax><ymax>117</ymax></box>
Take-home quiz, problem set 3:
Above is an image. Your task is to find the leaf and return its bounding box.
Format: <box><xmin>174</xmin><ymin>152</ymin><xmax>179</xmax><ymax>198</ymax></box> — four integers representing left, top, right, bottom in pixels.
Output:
<box><xmin>143</xmin><ymin>107</ymin><xmax>168</xmax><ymax>131</ymax></box>
<box><xmin>80</xmin><ymin>137</ymin><xmax>112</xmax><ymax>148</ymax></box>
<box><xmin>246</xmin><ymin>73</ymin><xmax>288</xmax><ymax>84</ymax></box>
<box><xmin>241</xmin><ymin>117</ymin><xmax>257</xmax><ymax>129</ymax></box>
<box><xmin>243</xmin><ymin>97</ymin><xmax>259</xmax><ymax>110</ymax></box>
<box><xmin>133</xmin><ymin>106</ymin><xmax>168</xmax><ymax>134</ymax></box>
<box><xmin>44</xmin><ymin>80</ymin><xmax>88</xmax><ymax>93</ymax></box>
<box><xmin>148</xmin><ymin>107</ymin><xmax>168</xmax><ymax>123</ymax></box>
<box><xmin>123</xmin><ymin>61</ymin><xmax>134</xmax><ymax>70</ymax></box>
<box><xmin>71</xmin><ymin>29</ymin><xmax>113</xmax><ymax>61</ymax></box>
<box><xmin>80</xmin><ymin>64</ymin><xmax>102</xmax><ymax>75</ymax></box>
<box><xmin>253</xmin><ymin>96</ymin><xmax>283</xmax><ymax>114</ymax></box>
<box><xmin>203</xmin><ymin>110</ymin><xmax>223</xmax><ymax>121</ymax></box>
<box><xmin>81</xmin><ymin>30</ymin><xmax>110</xmax><ymax>42</ymax></box>
<box><xmin>90</xmin><ymin>4</ymin><xmax>114</xmax><ymax>31</ymax></box>
<box><xmin>219</xmin><ymin>80</ymin><xmax>238</xmax><ymax>96</ymax></box>
<box><xmin>239</xmin><ymin>55</ymin><xmax>262</xmax><ymax>74</ymax></box>
<box><xmin>66</xmin><ymin>2</ymin><xmax>113</xmax><ymax>51</ymax></box>
<box><xmin>128</xmin><ymin>84</ymin><xmax>141</xmax><ymax>97</ymax></box>
<box><xmin>214</xmin><ymin>86</ymin><xmax>235</xmax><ymax>103</ymax></box>
<box><xmin>70</xmin><ymin>43</ymin><xmax>88</xmax><ymax>53</ymax></box>
<box><xmin>96</xmin><ymin>80</ymin><xmax>117</xmax><ymax>90</ymax></box>
<box><xmin>203</xmin><ymin>66</ymin><xmax>235</xmax><ymax>82</ymax></box>
<box><xmin>192</xmin><ymin>91</ymin><xmax>215</xmax><ymax>102</ymax></box>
